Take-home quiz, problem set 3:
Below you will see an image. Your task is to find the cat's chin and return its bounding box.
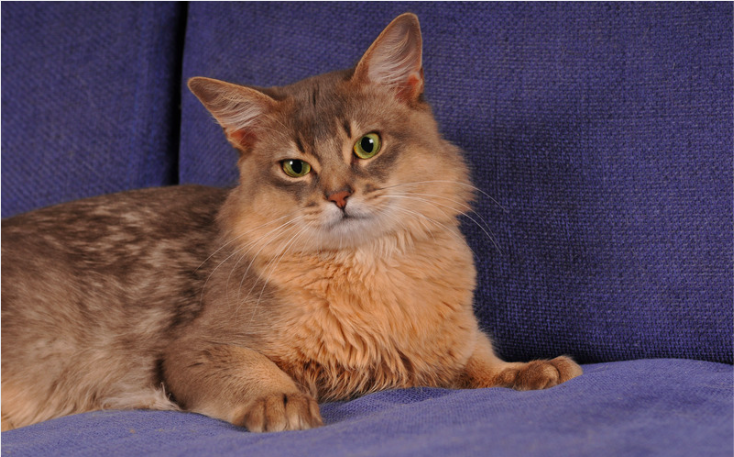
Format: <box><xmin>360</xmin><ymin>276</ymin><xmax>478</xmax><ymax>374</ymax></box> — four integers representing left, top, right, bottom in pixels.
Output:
<box><xmin>322</xmin><ymin>213</ymin><xmax>374</xmax><ymax>238</ymax></box>
<box><xmin>313</xmin><ymin>210</ymin><xmax>391</xmax><ymax>250</ymax></box>
<box><xmin>324</xmin><ymin>212</ymin><xmax>368</xmax><ymax>230</ymax></box>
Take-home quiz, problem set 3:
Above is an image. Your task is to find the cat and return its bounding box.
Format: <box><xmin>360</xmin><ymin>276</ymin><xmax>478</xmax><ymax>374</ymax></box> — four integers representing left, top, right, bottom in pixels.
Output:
<box><xmin>1</xmin><ymin>13</ymin><xmax>582</xmax><ymax>433</ymax></box>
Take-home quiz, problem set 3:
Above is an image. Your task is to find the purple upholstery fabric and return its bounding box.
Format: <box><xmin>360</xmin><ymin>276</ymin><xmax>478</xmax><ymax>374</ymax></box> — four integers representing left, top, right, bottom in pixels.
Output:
<box><xmin>1</xmin><ymin>2</ymin><xmax>185</xmax><ymax>217</ymax></box>
<box><xmin>1</xmin><ymin>2</ymin><xmax>732</xmax><ymax>456</ymax></box>
<box><xmin>2</xmin><ymin>360</ymin><xmax>732</xmax><ymax>457</ymax></box>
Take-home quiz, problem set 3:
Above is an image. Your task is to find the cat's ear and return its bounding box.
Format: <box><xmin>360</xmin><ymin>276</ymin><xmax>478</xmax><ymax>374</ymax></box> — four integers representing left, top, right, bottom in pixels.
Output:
<box><xmin>188</xmin><ymin>77</ymin><xmax>276</xmax><ymax>151</ymax></box>
<box><xmin>353</xmin><ymin>13</ymin><xmax>424</xmax><ymax>103</ymax></box>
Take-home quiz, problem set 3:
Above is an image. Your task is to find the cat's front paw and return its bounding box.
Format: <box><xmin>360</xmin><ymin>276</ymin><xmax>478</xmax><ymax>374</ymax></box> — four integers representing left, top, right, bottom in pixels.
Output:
<box><xmin>502</xmin><ymin>356</ymin><xmax>582</xmax><ymax>391</ymax></box>
<box><xmin>240</xmin><ymin>392</ymin><xmax>323</xmax><ymax>433</ymax></box>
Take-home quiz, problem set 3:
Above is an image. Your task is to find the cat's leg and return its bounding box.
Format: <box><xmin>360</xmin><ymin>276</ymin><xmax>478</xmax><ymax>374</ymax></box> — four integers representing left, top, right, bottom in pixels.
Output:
<box><xmin>163</xmin><ymin>343</ymin><xmax>322</xmax><ymax>432</ymax></box>
<box><xmin>1</xmin><ymin>411</ymin><xmax>17</xmax><ymax>431</ymax></box>
<box><xmin>458</xmin><ymin>332</ymin><xmax>582</xmax><ymax>390</ymax></box>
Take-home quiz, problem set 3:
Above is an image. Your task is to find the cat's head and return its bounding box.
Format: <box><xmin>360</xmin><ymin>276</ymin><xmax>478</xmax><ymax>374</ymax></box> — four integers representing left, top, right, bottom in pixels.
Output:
<box><xmin>189</xmin><ymin>13</ymin><xmax>472</xmax><ymax>253</ymax></box>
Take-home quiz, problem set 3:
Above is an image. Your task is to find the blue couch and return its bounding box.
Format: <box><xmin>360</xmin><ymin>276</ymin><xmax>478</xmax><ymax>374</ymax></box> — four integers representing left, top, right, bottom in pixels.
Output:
<box><xmin>2</xmin><ymin>3</ymin><xmax>732</xmax><ymax>456</ymax></box>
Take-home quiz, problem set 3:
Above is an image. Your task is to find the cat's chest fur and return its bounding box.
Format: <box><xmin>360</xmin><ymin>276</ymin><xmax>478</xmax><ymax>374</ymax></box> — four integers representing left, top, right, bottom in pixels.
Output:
<box><xmin>259</xmin><ymin>231</ymin><xmax>478</xmax><ymax>401</ymax></box>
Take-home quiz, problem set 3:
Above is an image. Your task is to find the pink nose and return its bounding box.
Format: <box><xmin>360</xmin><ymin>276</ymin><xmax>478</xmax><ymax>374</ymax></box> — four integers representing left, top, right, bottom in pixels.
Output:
<box><xmin>327</xmin><ymin>190</ymin><xmax>352</xmax><ymax>209</ymax></box>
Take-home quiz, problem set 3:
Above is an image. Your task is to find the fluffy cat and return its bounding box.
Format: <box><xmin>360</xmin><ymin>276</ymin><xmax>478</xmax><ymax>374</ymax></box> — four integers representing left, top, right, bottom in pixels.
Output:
<box><xmin>1</xmin><ymin>13</ymin><xmax>581</xmax><ymax>433</ymax></box>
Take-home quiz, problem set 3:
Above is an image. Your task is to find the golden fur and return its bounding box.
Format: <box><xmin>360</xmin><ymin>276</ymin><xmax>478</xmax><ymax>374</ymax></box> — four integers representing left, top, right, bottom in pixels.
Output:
<box><xmin>1</xmin><ymin>14</ymin><xmax>581</xmax><ymax>433</ymax></box>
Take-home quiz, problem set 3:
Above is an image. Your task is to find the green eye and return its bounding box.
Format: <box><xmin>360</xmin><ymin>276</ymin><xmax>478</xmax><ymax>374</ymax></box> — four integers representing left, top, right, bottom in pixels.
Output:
<box><xmin>353</xmin><ymin>132</ymin><xmax>381</xmax><ymax>159</ymax></box>
<box><xmin>282</xmin><ymin>159</ymin><xmax>311</xmax><ymax>178</ymax></box>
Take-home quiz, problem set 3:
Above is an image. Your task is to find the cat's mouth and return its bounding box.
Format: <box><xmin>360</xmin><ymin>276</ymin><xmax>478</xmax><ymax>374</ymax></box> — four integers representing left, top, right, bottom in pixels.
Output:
<box><xmin>320</xmin><ymin>204</ymin><xmax>377</xmax><ymax>234</ymax></box>
<box><xmin>325</xmin><ymin>211</ymin><xmax>368</xmax><ymax>230</ymax></box>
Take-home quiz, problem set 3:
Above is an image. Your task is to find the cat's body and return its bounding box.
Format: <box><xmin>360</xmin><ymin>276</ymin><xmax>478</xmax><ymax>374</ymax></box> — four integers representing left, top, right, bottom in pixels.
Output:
<box><xmin>2</xmin><ymin>187</ymin><xmax>225</xmax><ymax>428</ymax></box>
<box><xmin>2</xmin><ymin>14</ymin><xmax>581</xmax><ymax>432</ymax></box>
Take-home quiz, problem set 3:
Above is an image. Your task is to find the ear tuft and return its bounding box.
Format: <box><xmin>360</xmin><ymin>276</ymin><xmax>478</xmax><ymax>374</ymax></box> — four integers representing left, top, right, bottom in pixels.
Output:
<box><xmin>188</xmin><ymin>77</ymin><xmax>275</xmax><ymax>150</ymax></box>
<box><xmin>354</xmin><ymin>13</ymin><xmax>424</xmax><ymax>102</ymax></box>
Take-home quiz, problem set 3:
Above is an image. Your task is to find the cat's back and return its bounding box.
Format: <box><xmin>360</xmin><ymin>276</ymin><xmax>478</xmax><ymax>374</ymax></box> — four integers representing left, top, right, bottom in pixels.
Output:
<box><xmin>2</xmin><ymin>185</ymin><xmax>228</xmax><ymax>240</ymax></box>
<box><xmin>3</xmin><ymin>184</ymin><xmax>227</xmax><ymax>256</ymax></box>
<box><xmin>2</xmin><ymin>184</ymin><xmax>229</xmax><ymax>345</ymax></box>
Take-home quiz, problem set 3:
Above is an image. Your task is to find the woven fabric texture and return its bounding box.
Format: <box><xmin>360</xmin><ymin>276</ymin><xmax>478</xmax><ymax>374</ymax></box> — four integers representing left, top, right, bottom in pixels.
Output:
<box><xmin>2</xmin><ymin>3</ymin><xmax>732</xmax><ymax>456</ymax></box>
<box><xmin>2</xmin><ymin>359</ymin><xmax>732</xmax><ymax>457</ymax></box>
<box><xmin>1</xmin><ymin>2</ymin><xmax>186</xmax><ymax>217</ymax></box>
<box><xmin>179</xmin><ymin>2</ymin><xmax>733</xmax><ymax>364</ymax></box>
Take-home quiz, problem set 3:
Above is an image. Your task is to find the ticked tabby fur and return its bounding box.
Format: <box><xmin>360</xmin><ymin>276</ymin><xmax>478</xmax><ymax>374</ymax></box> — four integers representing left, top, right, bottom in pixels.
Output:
<box><xmin>1</xmin><ymin>14</ymin><xmax>581</xmax><ymax>432</ymax></box>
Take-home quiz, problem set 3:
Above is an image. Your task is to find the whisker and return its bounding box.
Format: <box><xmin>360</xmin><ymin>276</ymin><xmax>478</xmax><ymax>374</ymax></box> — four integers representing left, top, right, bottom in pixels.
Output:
<box><xmin>247</xmin><ymin>222</ymin><xmax>313</xmax><ymax>323</ymax></box>
<box><xmin>196</xmin><ymin>210</ymin><xmax>298</xmax><ymax>271</ymax></box>
<box><xmin>232</xmin><ymin>217</ymin><xmax>305</xmax><ymax>313</ymax></box>
<box><xmin>230</xmin><ymin>217</ymin><xmax>302</xmax><ymax>309</ymax></box>
<box><xmin>379</xmin><ymin>180</ymin><xmax>507</xmax><ymax>213</ymax></box>
<box><xmin>388</xmin><ymin>192</ymin><xmax>501</xmax><ymax>253</ymax></box>
<box><xmin>375</xmin><ymin>204</ymin><xmax>436</xmax><ymax>245</ymax></box>
<box><xmin>389</xmin><ymin>206</ymin><xmax>484</xmax><ymax>261</ymax></box>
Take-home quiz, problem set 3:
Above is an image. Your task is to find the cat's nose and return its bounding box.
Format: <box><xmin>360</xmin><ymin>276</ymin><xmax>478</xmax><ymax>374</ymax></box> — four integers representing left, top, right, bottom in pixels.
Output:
<box><xmin>326</xmin><ymin>189</ymin><xmax>352</xmax><ymax>209</ymax></box>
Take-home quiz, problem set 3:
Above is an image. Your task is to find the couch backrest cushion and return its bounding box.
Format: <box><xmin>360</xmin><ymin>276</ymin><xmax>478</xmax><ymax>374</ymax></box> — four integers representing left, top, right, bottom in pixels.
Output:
<box><xmin>1</xmin><ymin>2</ymin><xmax>185</xmax><ymax>217</ymax></box>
